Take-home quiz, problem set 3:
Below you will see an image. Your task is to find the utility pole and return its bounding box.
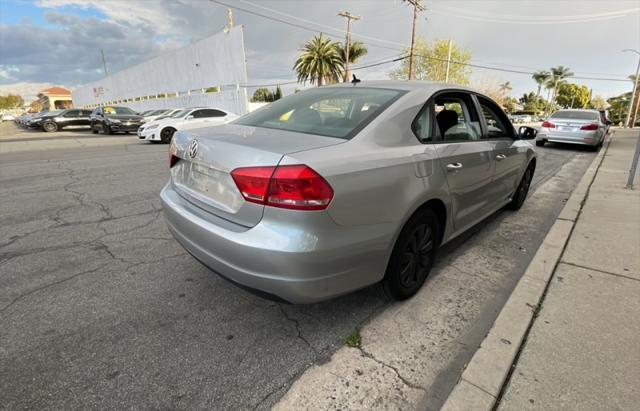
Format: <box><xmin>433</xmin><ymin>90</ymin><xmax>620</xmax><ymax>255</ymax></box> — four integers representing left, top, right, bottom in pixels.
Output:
<box><xmin>444</xmin><ymin>39</ymin><xmax>452</xmax><ymax>83</ymax></box>
<box><xmin>622</xmin><ymin>49</ymin><xmax>640</xmax><ymax>128</ymax></box>
<box><xmin>405</xmin><ymin>0</ymin><xmax>424</xmax><ymax>80</ymax></box>
<box><xmin>338</xmin><ymin>11</ymin><xmax>360</xmax><ymax>82</ymax></box>
<box><xmin>100</xmin><ymin>49</ymin><xmax>108</xmax><ymax>77</ymax></box>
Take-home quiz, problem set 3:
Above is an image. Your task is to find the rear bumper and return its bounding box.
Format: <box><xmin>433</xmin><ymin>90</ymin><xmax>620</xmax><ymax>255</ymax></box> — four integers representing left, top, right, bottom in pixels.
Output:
<box><xmin>537</xmin><ymin>130</ymin><xmax>601</xmax><ymax>146</ymax></box>
<box><xmin>160</xmin><ymin>183</ymin><xmax>395</xmax><ymax>303</ymax></box>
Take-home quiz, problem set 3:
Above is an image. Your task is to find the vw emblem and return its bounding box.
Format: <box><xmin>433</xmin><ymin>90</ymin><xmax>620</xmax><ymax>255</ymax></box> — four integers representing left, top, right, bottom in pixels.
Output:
<box><xmin>188</xmin><ymin>139</ymin><xmax>199</xmax><ymax>159</ymax></box>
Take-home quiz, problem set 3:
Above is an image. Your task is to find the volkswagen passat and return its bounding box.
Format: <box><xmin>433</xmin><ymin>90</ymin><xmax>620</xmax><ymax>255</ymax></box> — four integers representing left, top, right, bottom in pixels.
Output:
<box><xmin>161</xmin><ymin>81</ymin><xmax>537</xmax><ymax>303</ymax></box>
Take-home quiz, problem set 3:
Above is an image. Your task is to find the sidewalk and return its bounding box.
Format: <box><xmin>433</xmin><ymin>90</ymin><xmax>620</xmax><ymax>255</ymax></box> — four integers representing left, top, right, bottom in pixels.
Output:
<box><xmin>499</xmin><ymin>129</ymin><xmax>640</xmax><ymax>409</ymax></box>
<box><xmin>442</xmin><ymin>128</ymin><xmax>640</xmax><ymax>411</ymax></box>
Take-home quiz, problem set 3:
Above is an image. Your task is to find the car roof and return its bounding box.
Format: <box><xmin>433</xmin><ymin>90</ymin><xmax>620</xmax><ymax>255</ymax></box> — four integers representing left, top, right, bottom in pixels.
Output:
<box><xmin>324</xmin><ymin>80</ymin><xmax>476</xmax><ymax>94</ymax></box>
<box><xmin>554</xmin><ymin>108</ymin><xmax>599</xmax><ymax>113</ymax></box>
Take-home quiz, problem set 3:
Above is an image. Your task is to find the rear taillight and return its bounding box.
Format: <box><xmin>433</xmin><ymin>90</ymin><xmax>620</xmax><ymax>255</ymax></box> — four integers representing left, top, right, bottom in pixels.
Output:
<box><xmin>580</xmin><ymin>123</ymin><xmax>598</xmax><ymax>131</ymax></box>
<box><xmin>542</xmin><ymin>121</ymin><xmax>555</xmax><ymax>128</ymax></box>
<box><xmin>231</xmin><ymin>164</ymin><xmax>334</xmax><ymax>210</ymax></box>
<box><xmin>169</xmin><ymin>153</ymin><xmax>180</xmax><ymax>168</ymax></box>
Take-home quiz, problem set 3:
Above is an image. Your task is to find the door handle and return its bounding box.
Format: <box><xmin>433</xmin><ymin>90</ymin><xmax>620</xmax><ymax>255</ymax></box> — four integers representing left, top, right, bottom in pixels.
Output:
<box><xmin>496</xmin><ymin>154</ymin><xmax>507</xmax><ymax>161</ymax></box>
<box><xmin>446</xmin><ymin>163</ymin><xmax>463</xmax><ymax>171</ymax></box>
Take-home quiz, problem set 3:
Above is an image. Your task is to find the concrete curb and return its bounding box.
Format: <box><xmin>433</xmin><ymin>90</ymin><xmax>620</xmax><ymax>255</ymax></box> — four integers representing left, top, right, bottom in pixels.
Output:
<box><xmin>441</xmin><ymin>134</ymin><xmax>613</xmax><ymax>411</ymax></box>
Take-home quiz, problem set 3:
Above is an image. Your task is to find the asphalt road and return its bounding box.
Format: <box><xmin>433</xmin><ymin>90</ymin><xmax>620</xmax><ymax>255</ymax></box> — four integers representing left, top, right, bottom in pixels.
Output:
<box><xmin>0</xmin><ymin>128</ymin><xmax>596</xmax><ymax>410</ymax></box>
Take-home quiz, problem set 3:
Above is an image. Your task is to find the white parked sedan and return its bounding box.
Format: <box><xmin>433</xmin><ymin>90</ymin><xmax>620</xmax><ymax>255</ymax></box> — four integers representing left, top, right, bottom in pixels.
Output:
<box><xmin>536</xmin><ymin>109</ymin><xmax>607</xmax><ymax>150</ymax></box>
<box><xmin>138</xmin><ymin>107</ymin><xmax>237</xmax><ymax>143</ymax></box>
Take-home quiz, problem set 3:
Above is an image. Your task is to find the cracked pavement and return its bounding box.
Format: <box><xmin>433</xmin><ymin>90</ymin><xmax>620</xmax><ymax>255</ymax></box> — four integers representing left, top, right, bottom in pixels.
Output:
<box><xmin>1</xmin><ymin>132</ymin><xmax>595</xmax><ymax>410</ymax></box>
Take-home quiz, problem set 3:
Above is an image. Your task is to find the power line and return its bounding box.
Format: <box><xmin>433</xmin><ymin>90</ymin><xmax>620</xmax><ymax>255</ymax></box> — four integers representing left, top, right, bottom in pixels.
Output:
<box><xmin>210</xmin><ymin>0</ymin><xmax>635</xmax><ymax>84</ymax></box>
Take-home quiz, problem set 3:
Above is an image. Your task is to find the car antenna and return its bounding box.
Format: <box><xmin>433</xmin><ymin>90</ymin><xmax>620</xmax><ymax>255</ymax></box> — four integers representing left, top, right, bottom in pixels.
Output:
<box><xmin>351</xmin><ymin>74</ymin><xmax>361</xmax><ymax>85</ymax></box>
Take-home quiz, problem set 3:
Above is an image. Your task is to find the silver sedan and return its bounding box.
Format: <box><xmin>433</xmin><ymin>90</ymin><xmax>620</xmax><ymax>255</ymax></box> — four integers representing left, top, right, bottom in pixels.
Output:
<box><xmin>536</xmin><ymin>109</ymin><xmax>608</xmax><ymax>150</ymax></box>
<box><xmin>161</xmin><ymin>81</ymin><xmax>537</xmax><ymax>303</ymax></box>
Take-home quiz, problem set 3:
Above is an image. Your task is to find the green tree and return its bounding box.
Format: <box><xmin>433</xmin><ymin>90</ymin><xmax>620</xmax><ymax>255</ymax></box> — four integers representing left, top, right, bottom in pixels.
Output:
<box><xmin>607</xmin><ymin>92</ymin><xmax>632</xmax><ymax>124</ymax></box>
<box><xmin>336</xmin><ymin>40</ymin><xmax>368</xmax><ymax>81</ymax></box>
<box><xmin>556</xmin><ymin>83</ymin><xmax>590</xmax><ymax>109</ymax></box>
<box><xmin>390</xmin><ymin>38</ymin><xmax>472</xmax><ymax>85</ymax></box>
<box><xmin>589</xmin><ymin>95</ymin><xmax>607</xmax><ymax>110</ymax></box>
<box><xmin>251</xmin><ymin>87</ymin><xmax>283</xmax><ymax>102</ymax></box>
<box><xmin>519</xmin><ymin>92</ymin><xmax>545</xmax><ymax>113</ymax></box>
<box><xmin>546</xmin><ymin>65</ymin><xmax>574</xmax><ymax>114</ymax></box>
<box><xmin>0</xmin><ymin>94</ymin><xmax>24</xmax><ymax>109</ymax></box>
<box><xmin>293</xmin><ymin>34</ymin><xmax>343</xmax><ymax>86</ymax></box>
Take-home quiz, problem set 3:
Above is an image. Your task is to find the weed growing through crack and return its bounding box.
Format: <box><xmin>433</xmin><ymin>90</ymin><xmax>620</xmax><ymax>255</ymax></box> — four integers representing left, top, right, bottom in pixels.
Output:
<box><xmin>346</xmin><ymin>329</ymin><xmax>362</xmax><ymax>348</ymax></box>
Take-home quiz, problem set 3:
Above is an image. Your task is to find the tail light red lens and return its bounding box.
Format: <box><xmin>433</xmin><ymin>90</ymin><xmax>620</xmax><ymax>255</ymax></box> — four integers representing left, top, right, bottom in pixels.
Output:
<box><xmin>169</xmin><ymin>153</ymin><xmax>180</xmax><ymax>168</ymax></box>
<box><xmin>231</xmin><ymin>164</ymin><xmax>334</xmax><ymax>210</ymax></box>
<box><xmin>542</xmin><ymin>121</ymin><xmax>555</xmax><ymax>128</ymax></box>
<box><xmin>230</xmin><ymin>166</ymin><xmax>275</xmax><ymax>203</ymax></box>
<box><xmin>580</xmin><ymin>123</ymin><xmax>598</xmax><ymax>131</ymax></box>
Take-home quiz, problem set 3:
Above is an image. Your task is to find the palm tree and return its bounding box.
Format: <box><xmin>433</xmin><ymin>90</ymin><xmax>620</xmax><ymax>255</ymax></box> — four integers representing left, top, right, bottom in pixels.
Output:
<box><xmin>532</xmin><ymin>70</ymin><xmax>551</xmax><ymax>103</ymax></box>
<box><xmin>335</xmin><ymin>40</ymin><xmax>368</xmax><ymax>82</ymax></box>
<box><xmin>546</xmin><ymin>65</ymin><xmax>574</xmax><ymax>114</ymax></box>
<box><xmin>293</xmin><ymin>34</ymin><xmax>343</xmax><ymax>87</ymax></box>
<box><xmin>499</xmin><ymin>81</ymin><xmax>512</xmax><ymax>95</ymax></box>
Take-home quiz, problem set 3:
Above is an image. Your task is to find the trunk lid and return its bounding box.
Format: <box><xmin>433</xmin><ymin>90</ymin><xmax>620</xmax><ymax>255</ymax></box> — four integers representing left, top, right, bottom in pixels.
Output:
<box><xmin>171</xmin><ymin>124</ymin><xmax>344</xmax><ymax>227</ymax></box>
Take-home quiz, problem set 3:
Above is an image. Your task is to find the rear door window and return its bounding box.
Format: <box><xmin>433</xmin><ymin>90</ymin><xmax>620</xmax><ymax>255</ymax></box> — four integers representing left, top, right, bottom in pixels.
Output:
<box><xmin>433</xmin><ymin>93</ymin><xmax>482</xmax><ymax>142</ymax></box>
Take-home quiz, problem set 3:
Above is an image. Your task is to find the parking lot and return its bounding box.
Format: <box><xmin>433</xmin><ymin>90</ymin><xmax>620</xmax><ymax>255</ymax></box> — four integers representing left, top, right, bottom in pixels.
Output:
<box><xmin>1</xmin><ymin>122</ymin><xmax>598</xmax><ymax>409</ymax></box>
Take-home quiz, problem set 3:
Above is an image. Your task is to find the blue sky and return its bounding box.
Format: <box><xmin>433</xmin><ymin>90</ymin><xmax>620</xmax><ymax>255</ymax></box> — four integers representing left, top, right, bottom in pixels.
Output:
<box><xmin>1</xmin><ymin>0</ymin><xmax>639</xmax><ymax>101</ymax></box>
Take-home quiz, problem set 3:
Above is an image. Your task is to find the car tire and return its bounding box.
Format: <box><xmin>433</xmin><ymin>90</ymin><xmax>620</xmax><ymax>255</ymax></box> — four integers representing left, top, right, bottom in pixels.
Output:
<box><xmin>103</xmin><ymin>124</ymin><xmax>112</xmax><ymax>135</ymax></box>
<box><xmin>383</xmin><ymin>208</ymin><xmax>440</xmax><ymax>301</ymax></box>
<box><xmin>535</xmin><ymin>140</ymin><xmax>545</xmax><ymax>147</ymax></box>
<box><xmin>508</xmin><ymin>163</ymin><xmax>535</xmax><ymax>211</ymax></box>
<box><xmin>42</xmin><ymin>121</ymin><xmax>58</xmax><ymax>132</ymax></box>
<box><xmin>160</xmin><ymin>128</ymin><xmax>176</xmax><ymax>144</ymax></box>
<box><xmin>92</xmin><ymin>125</ymin><xmax>99</xmax><ymax>134</ymax></box>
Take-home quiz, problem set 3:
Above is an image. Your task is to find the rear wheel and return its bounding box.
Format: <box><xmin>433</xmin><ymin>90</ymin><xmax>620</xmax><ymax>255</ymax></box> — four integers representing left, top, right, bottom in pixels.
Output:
<box><xmin>508</xmin><ymin>163</ymin><xmax>535</xmax><ymax>210</ymax></box>
<box><xmin>535</xmin><ymin>139</ymin><xmax>545</xmax><ymax>147</ymax></box>
<box><xmin>161</xmin><ymin>127</ymin><xmax>176</xmax><ymax>144</ymax></box>
<box><xmin>42</xmin><ymin>121</ymin><xmax>58</xmax><ymax>132</ymax></box>
<box><xmin>383</xmin><ymin>208</ymin><xmax>440</xmax><ymax>300</ymax></box>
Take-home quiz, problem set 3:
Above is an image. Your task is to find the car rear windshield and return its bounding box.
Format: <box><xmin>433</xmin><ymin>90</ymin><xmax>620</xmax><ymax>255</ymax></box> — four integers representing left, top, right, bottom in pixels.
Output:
<box><xmin>550</xmin><ymin>111</ymin><xmax>599</xmax><ymax>121</ymax></box>
<box><xmin>104</xmin><ymin>106</ymin><xmax>136</xmax><ymax>115</ymax></box>
<box><xmin>233</xmin><ymin>87</ymin><xmax>405</xmax><ymax>139</ymax></box>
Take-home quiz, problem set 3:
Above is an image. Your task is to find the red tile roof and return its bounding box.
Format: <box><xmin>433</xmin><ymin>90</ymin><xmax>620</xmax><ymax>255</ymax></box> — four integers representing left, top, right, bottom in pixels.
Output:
<box><xmin>41</xmin><ymin>87</ymin><xmax>71</xmax><ymax>95</ymax></box>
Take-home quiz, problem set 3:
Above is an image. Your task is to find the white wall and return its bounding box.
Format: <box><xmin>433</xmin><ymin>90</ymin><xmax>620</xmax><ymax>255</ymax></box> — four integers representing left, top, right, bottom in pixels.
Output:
<box><xmin>72</xmin><ymin>26</ymin><xmax>248</xmax><ymax>110</ymax></box>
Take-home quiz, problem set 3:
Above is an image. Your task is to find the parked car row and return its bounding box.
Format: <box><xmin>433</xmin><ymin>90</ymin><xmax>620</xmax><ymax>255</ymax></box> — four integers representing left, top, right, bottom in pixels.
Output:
<box><xmin>12</xmin><ymin>106</ymin><xmax>236</xmax><ymax>139</ymax></box>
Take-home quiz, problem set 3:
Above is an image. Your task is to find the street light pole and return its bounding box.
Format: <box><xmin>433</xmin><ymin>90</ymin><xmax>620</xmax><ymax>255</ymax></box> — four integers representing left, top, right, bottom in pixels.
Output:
<box><xmin>623</xmin><ymin>49</ymin><xmax>640</xmax><ymax>128</ymax></box>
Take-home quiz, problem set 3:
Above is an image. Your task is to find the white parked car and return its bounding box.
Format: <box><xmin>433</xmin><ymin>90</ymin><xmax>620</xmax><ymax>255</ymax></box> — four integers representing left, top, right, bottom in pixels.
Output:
<box><xmin>142</xmin><ymin>109</ymin><xmax>172</xmax><ymax>123</ymax></box>
<box><xmin>1</xmin><ymin>113</ymin><xmax>16</xmax><ymax>122</ymax></box>
<box><xmin>137</xmin><ymin>107</ymin><xmax>237</xmax><ymax>143</ymax></box>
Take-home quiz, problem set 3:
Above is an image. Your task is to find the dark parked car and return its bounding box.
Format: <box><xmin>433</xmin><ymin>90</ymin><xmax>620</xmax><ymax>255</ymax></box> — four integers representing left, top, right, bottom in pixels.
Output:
<box><xmin>90</xmin><ymin>106</ymin><xmax>143</xmax><ymax>134</ymax></box>
<box><xmin>26</xmin><ymin>111</ymin><xmax>62</xmax><ymax>129</ymax></box>
<box><xmin>39</xmin><ymin>109</ymin><xmax>93</xmax><ymax>132</ymax></box>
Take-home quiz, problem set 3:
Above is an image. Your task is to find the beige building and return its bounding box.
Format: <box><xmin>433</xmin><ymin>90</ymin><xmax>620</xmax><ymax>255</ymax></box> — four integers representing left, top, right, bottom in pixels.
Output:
<box><xmin>32</xmin><ymin>87</ymin><xmax>73</xmax><ymax>111</ymax></box>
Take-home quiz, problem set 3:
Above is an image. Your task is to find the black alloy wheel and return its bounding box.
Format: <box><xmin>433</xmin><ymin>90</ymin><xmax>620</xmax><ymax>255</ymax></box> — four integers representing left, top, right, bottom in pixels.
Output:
<box><xmin>43</xmin><ymin>121</ymin><xmax>58</xmax><ymax>132</ymax></box>
<box><xmin>384</xmin><ymin>208</ymin><xmax>440</xmax><ymax>300</ymax></box>
<box><xmin>508</xmin><ymin>164</ymin><xmax>534</xmax><ymax>210</ymax></box>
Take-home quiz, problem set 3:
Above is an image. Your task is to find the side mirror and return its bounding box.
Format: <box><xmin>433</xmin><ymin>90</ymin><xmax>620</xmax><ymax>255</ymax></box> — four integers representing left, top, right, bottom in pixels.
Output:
<box><xmin>186</xmin><ymin>115</ymin><xmax>195</xmax><ymax>120</ymax></box>
<box><xmin>518</xmin><ymin>126</ymin><xmax>537</xmax><ymax>140</ymax></box>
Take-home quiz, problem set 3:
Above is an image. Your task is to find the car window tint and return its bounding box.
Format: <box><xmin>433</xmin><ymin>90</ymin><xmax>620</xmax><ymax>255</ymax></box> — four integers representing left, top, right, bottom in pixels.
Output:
<box><xmin>477</xmin><ymin>97</ymin><xmax>512</xmax><ymax>138</ymax></box>
<box><xmin>433</xmin><ymin>96</ymin><xmax>481</xmax><ymax>142</ymax></box>
<box><xmin>199</xmin><ymin>109</ymin><xmax>226</xmax><ymax>118</ymax></box>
